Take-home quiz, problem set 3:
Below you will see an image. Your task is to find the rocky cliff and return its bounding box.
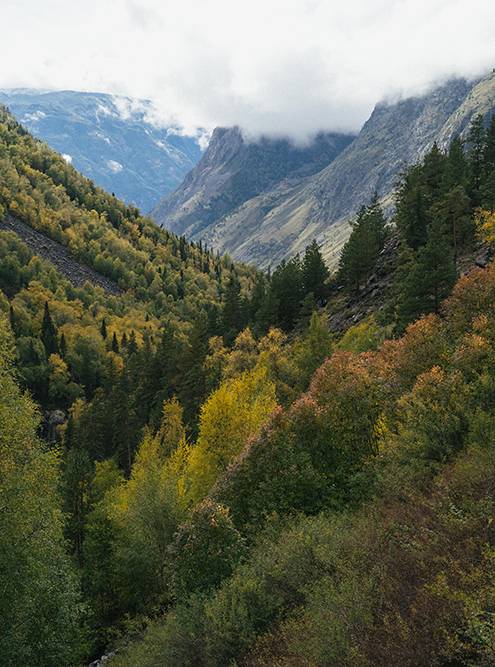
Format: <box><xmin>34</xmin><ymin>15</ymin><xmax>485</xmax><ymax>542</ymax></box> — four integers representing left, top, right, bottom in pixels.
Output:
<box><xmin>151</xmin><ymin>127</ymin><xmax>354</xmax><ymax>245</ymax></box>
<box><xmin>154</xmin><ymin>71</ymin><xmax>495</xmax><ymax>269</ymax></box>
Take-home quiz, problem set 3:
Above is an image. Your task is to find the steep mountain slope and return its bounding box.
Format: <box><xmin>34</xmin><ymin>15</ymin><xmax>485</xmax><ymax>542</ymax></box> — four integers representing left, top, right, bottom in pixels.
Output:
<box><xmin>0</xmin><ymin>89</ymin><xmax>204</xmax><ymax>212</ymax></box>
<box><xmin>152</xmin><ymin>127</ymin><xmax>354</xmax><ymax>240</ymax></box>
<box><xmin>156</xmin><ymin>71</ymin><xmax>495</xmax><ymax>269</ymax></box>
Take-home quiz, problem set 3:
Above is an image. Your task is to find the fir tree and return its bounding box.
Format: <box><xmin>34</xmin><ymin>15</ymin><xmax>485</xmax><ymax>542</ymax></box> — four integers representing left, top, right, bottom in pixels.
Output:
<box><xmin>111</xmin><ymin>332</ymin><xmax>119</xmax><ymax>354</ymax></box>
<box><xmin>59</xmin><ymin>332</ymin><xmax>67</xmax><ymax>357</ymax></box>
<box><xmin>41</xmin><ymin>300</ymin><xmax>59</xmax><ymax>356</ymax></box>
<box><xmin>270</xmin><ymin>256</ymin><xmax>304</xmax><ymax>331</ymax></box>
<box><xmin>222</xmin><ymin>273</ymin><xmax>243</xmax><ymax>343</ymax></box>
<box><xmin>396</xmin><ymin>219</ymin><xmax>456</xmax><ymax>330</ymax></box>
<box><xmin>443</xmin><ymin>136</ymin><xmax>468</xmax><ymax>191</ymax></box>
<box><xmin>302</xmin><ymin>240</ymin><xmax>329</xmax><ymax>301</ymax></box>
<box><xmin>338</xmin><ymin>195</ymin><xmax>388</xmax><ymax>291</ymax></box>
<box><xmin>467</xmin><ymin>114</ymin><xmax>486</xmax><ymax>207</ymax></box>
<box><xmin>127</xmin><ymin>331</ymin><xmax>138</xmax><ymax>355</ymax></box>
<box><xmin>100</xmin><ymin>317</ymin><xmax>107</xmax><ymax>340</ymax></box>
<box><xmin>481</xmin><ymin>114</ymin><xmax>495</xmax><ymax>208</ymax></box>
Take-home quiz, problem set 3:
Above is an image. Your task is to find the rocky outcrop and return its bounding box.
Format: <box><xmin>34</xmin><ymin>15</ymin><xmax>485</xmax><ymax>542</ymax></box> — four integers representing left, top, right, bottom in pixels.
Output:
<box><xmin>155</xmin><ymin>71</ymin><xmax>495</xmax><ymax>270</ymax></box>
<box><xmin>0</xmin><ymin>215</ymin><xmax>123</xmax><ymax>295</ymax></box>
<box><xmin>152</xmin><ymin>127</ymin><xmax>354</xmax><ymax>243</ymax></box>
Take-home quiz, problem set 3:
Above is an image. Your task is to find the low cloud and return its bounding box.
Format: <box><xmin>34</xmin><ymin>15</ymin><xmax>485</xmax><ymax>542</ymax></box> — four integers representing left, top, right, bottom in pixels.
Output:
<box><xmin>1</xmin><ymin>0</ymin><xmax>494</xmax><ymax>141</ymax></box>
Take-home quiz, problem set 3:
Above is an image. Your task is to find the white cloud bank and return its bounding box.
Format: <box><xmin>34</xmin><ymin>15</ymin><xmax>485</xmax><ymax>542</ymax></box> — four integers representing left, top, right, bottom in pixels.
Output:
<box><xmin>0</xmin><ymin>0</ymin><xmax>494</xmax><ymax>141</ymax></box>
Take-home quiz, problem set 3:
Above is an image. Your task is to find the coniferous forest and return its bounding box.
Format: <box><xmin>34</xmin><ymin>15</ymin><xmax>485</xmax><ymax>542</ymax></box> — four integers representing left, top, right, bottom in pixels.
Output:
<box><xmin>2</xmin><ymin>95</ymin><xmax>495</xmax><ymax>667</ymax></box>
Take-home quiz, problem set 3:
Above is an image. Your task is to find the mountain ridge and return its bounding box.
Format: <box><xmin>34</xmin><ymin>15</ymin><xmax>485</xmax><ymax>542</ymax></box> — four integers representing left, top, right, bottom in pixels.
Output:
<box><xmin>154</xmin><ymin>71</ymin><xmax>495</xmax><ymax>269</ymax></box>
<box><xmin>1</xmin><ymin>89</ymin><xmax>205</xmax><ymax>212</ymax></box>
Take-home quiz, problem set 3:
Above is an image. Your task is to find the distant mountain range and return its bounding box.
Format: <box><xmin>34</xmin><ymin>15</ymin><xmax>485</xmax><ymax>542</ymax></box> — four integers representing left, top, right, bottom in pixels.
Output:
<box><xmin>0</xmin><ymin>89</ymin><xmax>205</xmax><ymax>212</ymax></box>
<box><xmin>153</xmin><ymin>71</ymin><xmax>495</xmax><ymax>269</ymax></box>
<box><xmin>5</xmin><ymin>74</ymin><xmax>494</xmax><ymax>270</ymax></box>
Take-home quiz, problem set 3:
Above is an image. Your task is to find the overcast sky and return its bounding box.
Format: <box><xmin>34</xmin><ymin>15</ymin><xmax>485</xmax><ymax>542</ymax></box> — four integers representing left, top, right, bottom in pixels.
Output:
<box><xmin>1</xmin><ymin>0</ymin><xmax>494</xmax><ymax>140</ymax></box>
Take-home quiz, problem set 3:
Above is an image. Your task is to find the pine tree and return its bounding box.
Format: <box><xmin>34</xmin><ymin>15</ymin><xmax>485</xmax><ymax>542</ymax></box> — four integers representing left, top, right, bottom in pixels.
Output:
<box><xmin>59</xmin><ymin>332</ymin><xmax>67</xmax><ymax>357</ymax></box>
<box><xmin>270</xmin><ymin>256</ymin><xmax>304</xmax><ymax>331</ymax></box>
<box><xmin>443</xmin><ymin>136</ymin><xmax>468</xmax><ymax>191</ymax></box>
<box><xmin>422</xmin><ymin>142</ymin><xmax>447</xmax><ymax>205</ymax></box>
<box><xmin>222</xmin><ymin>273</ymin><xmax>243</xmax><ymax>344</ymax></box>
<box><xmin>127</xmin><ymin>331</ymin><xmax>138</xmax><ymax>355</ymax></box>
<box><xmin>100</xmin><ymin>317</ymin><xmax>107</xmax><ymax>340</ymax></box>
<box><xmin>338</xmin><ymin>195</ymin><xmax>388</xmax><ymax>291</ymax></box>
<box><xmin>430</xmin><ymin>185</ymin><xmax>473</xmax><ymax>264</ymax></box>
<box><xmin>121</xmin><ymin>332</ymin><xmax>128</xmax><ymax>348</ymax></box>
<box><xmin>41</xmin><ymin>300</ymin><xmax>59</xmax><ymax>356</ymax></box>
<box><xmin>301</xmin><ymin>240</ymin><xmax>329</xmax><ymax>301</ymax></box>
<box><xmin>111</xmin><ymin>332</ymin><xmax>119</xmax><ymax>353</ymax></box>
<box><xmin>395</xmin><ymin>165</ymin><xmax>428</xmax><ymax>249</ymax></box>
<box><xmin>481</xmin><ymin>114</ymin><xmax>495</xmax><ymax>208</ymax></box>
<box><xmin>467</xmin><ymin>114</ymin><xmax>486</xmax><ymax>207</ymax></box>
<box><xmin>396</xmin><ymin>219</ymin><xmax>456</xmax><ymax>330</ymax></box>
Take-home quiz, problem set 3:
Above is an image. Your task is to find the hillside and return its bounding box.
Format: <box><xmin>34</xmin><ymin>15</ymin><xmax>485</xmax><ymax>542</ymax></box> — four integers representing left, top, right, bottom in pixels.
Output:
<box><xmin>2</xmin><ymin>87</ymin><xmax>495</xmax><ymax>667</ymax></box>
<box><xmin>1</xmin><ymin>89</ymin><xmax>204</xmax><ymax>211</ymax></box>
<box><xmin>155</xmin><ymin>71</ymin><xmax>495</xmax><ymax>269</ymax></box>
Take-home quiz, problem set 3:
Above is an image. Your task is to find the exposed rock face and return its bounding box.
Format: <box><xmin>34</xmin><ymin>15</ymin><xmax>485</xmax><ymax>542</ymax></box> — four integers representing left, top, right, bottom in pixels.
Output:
<box><xmin>0</xmin><ymin>89</ymin><xmax>204</xmax><ymax>212</ymax></box>
<box><xmin>152</xmin><ymin>127</ymin><xmax>355</xmax><ymax>245</ymax></box>
<box><xmin>0</xmin><ymin>215</ymin><xmax>123</xmax><ymax>294</ymax></box>
<box><xmin>155</xmin><ymin>71</ymin><xmax>495</xmax><ymax>270</ymax></box>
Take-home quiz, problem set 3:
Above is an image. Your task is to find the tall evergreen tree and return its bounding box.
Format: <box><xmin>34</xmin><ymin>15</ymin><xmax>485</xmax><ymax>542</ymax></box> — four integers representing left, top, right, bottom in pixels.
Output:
<box><xmin>467</xmin><ymin>114</ymin><xmax>486</xmax><ymax>207</ymax></box>
<box><xmin>41</xmin><ymin>300</ymin><xmax>59</xmax><ymax>356</ymax></box>
<box><xmin>395</xmin><ymin>165</ymin><xmax>429</xmax><ymax>249</ymax></box>
<box><xmin>443</xmin><ymin>136</ymin><xmax>468</xmax><ymax>191</ymax></box>
<box><xmin>338</xmin><ymin>195</ymin><xmax>388</xmax><ymax>291</ymax></box>
<box><xmin>396</xmin><ymin>219</ymin><xmax>456</xmax><ymax>330</ymax></box>
<box><xmin>301</xmin><ymin>240</ymin><xmax>329</xmax><ymax>301</ymax></box>
<box><xmin>270</xmin><ymin>256</ymin><xmax>304</xmax><ymax>331</ymax></box>
<box><xmin>481</xmin><ymin>114</ymin><xmax>495</xmax><ymax>208</ymax></box>
<box><xmin>222</xmin><ymin>273</ymin><xmax>243</xmax><ymax>344</ymax></box>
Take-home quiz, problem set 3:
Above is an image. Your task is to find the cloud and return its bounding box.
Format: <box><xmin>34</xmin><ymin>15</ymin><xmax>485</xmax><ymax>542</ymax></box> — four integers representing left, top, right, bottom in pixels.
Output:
<box><xmin>1</xmin><ymin>0</ymin><xmax>494</xmax><ymax>141</ymax></box>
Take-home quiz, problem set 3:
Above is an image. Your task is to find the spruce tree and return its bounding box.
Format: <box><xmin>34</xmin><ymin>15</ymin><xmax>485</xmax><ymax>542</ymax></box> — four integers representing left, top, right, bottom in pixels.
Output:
<box><xmin>41</xmin><ymin>300</ymin><xmax>59</xmax><ymax>356</ymax></box>
<box><xmin>338</xmin><ymin>195</ymin><xmax>388</xmax><ymax>292</ymax></box>
<box><xmin>467</xmin><ymin>114</ymin><xmax>486</xmax><ymax>207</ymax></box>
<box><xmin>59</xmin><ymin>332</ymin><xmax>67</xmax><ymax>357</ymax></box>
<box><xmin>396</xmin><ymin>219</ymin><xmax>456</xmax><ymax>329</ymax></box>
<box><xmin>222</xmin><ymin>273</ymin><xmax>243</xmax><ymax>343</ymax></box>
<box><xmin>270</xmin><ymin>256</ymin><xmax>304</xmax><ymax>331</ymax></box>
<box><xmin>127</xmin><ymin>331</ymin><xmax>138</xmax><ymax>355</ymax></box>
<box><xmin>443</xmin><ymin>136</ymin><xmax>468</xmax><ymax>191</ymax></box>
<box><xmin>481</xmin><ymin>114</ymin><xmax>495</xmax><ymax>208</ymax></box>
<box><xmin>395</xmin><ymin>165</ymin><xmax>428</xmax><ymax>249</ymax></box>
<box><xmin>100</xmin><ymin>317</ymin><xmax>107</xmax><ymax>340</ymax></box>
<box><xmin>302</xmin><ymin>240</ymin><xmax>329</xmax><ymax>300</ymax></box>
<box><xmin>111</xmin><ymin>332</ymin><xmax>119</xmax><ymax>354</ymax></box>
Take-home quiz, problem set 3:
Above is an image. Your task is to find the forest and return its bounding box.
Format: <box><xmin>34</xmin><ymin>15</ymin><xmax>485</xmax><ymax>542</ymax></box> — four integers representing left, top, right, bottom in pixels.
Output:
<box><xmin>1</xmin><ymin>103</ymin><xmax>495</xmax><ymax>667</ymax></box>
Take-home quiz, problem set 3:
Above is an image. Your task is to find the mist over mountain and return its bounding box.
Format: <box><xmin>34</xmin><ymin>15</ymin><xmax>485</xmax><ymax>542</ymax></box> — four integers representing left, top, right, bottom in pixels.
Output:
<box><xmin>0</xmin><ymin>89</ymin><xmax>204</xmax><ymax>212</ymax></box>
<box><xmin>151</xmin><ymin>127</ymin><xmax>355</xmax><ymax>241</ymax></box>
<box><xmin>155</xmin><ymin>71</ymin><xmax>495</xmax><ymax>268</ymax></box>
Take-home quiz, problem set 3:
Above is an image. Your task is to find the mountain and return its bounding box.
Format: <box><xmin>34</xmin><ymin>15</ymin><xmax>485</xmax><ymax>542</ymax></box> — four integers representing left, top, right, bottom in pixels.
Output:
<box><xmin>0</xmin><ymin>89</ymin><xmax>204</xmax><ymax>212</ymax></box>
<box><xmin>154</xmin><ymin>71</ymin><xmax>495</xmax><ymax>269</ymax></box>
<box><xmin>151</xmin><ymin>127</ymin><xmax>355</xmax><ymax>245</ymax></box>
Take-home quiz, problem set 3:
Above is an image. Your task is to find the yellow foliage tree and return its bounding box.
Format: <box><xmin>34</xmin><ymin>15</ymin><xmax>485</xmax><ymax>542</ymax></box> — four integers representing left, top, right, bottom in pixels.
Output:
<box><xmin>186</xmin><ymin>366</ymin><xmax>277</xmax><ymax>504</ymax></box>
